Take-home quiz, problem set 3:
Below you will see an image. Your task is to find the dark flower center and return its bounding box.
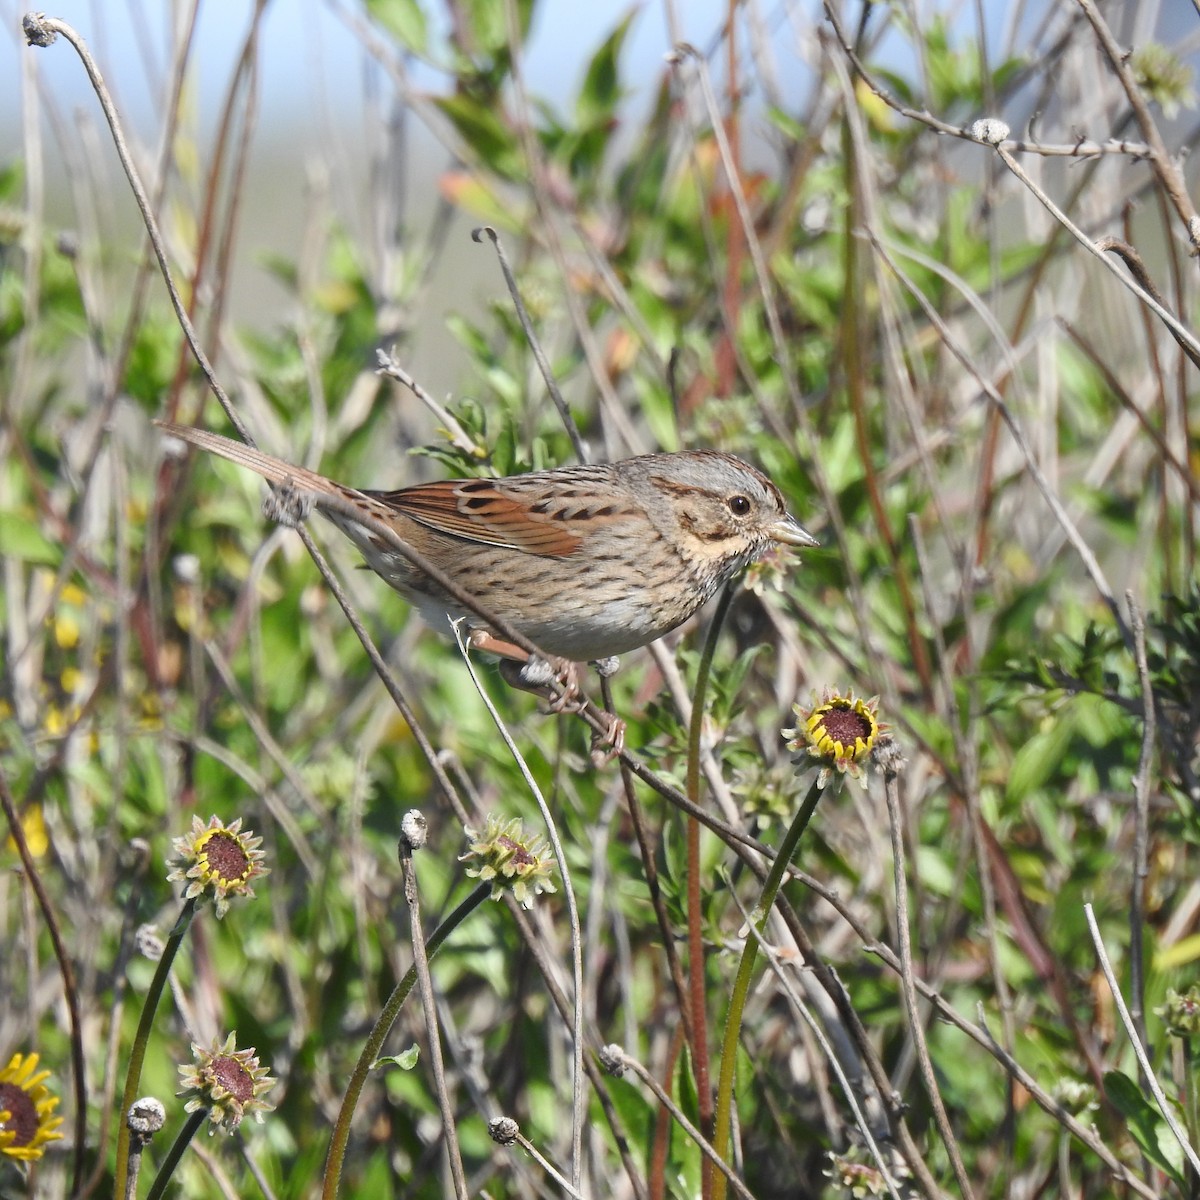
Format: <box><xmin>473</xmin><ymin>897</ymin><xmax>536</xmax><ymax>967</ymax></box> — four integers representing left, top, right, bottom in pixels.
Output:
<box><xmin>211</xmin><ymin>1056</ymin><xmax>254</xmax><ymax>1104</ymax></box>
<box><xmin>0</xmin><ymin>1082</ymin><xmax>36</xmax><ymax>1147</ymax></box>
<box><xmin>819</xmin><ymin>703</ymin><xmax>873</xmax><ymax>748</ymax></box>
<box><xmin>204</xmin><ymin>831</ymin><xmax>250</xmax><ymax>883</ymax></box>
<box><xmin>497</xmin><ymin>835</ymin><xmax>534</xmax><ymax>866</ymax></box>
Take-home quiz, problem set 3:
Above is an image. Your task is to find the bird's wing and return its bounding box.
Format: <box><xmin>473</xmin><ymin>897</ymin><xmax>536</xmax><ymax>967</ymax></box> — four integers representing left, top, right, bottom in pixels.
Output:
<box><xmin>374</xmin><ymin>478</ymin><xmax>583</xmax><ymax>557</ymax></box>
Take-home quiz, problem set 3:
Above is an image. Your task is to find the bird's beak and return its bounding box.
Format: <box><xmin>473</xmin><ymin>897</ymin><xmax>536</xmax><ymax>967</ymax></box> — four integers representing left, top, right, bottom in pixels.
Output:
<box><xmin>768</xmin><ymin>515</ymin><xmax>820</xmax><ymax>548</ymax></box>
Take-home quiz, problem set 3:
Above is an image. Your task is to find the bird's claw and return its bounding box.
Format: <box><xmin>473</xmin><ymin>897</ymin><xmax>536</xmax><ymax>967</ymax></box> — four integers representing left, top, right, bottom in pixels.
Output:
<box><xmin>520</xmin><ymin>654</ymin><xmax>583</xmax><ymax>711</ymax></box>
<box><xmin>472</xmin><ymin>633</ymin><xmax>623</xmax><ymax>765</ymax></box>
<box><xmin>589</xmin><ymin>713</ymin><xmax>626</xmax><ymax>767</ymax></box>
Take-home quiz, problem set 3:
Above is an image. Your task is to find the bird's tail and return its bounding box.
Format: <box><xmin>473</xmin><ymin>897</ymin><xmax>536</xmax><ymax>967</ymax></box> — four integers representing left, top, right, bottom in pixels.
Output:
<box><xmin>155</xmin><ymin>421</ymin><xmax>363</xmax><ymax>506</ymax></box>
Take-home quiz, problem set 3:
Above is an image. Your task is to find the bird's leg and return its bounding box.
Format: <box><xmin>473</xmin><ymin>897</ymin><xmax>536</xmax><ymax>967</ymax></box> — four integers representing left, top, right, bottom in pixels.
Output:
<box><xmin>466</xmin><ymin>630</ymin><xmax>626</xmax><ymax>761</ymax></box>
<box><xmin>466</xmin><ymin>630</ymin><xmax>582</xmax><ymax>707</ymax></box>
<box><xmin>588</xmin><ymin>711</ymin><xmax>625</xmax><ymax>767</ymax></box>
<box><xmin>495</xmin><ymin>654</ymin><xmax>583</xmax><ymax>711</ymax></box>
<box><xmin>587</xmin><ymin>656</ymin><xmax>624</xmax><ymax>765</ymax></box>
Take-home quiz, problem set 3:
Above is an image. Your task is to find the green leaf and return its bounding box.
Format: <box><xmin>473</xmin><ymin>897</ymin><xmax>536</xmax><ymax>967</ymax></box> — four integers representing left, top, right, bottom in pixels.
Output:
<box><xmin>433</xmin><ymin>94</ymin><xmax>523</xmax><ymax>180</ymax></box>
<box><xmin>374</xmin><ymin>1044</ymin><xmax>420</xmax><ymax>1071</ymax></box>
<box><xmin>576</xmin><ymin>9</ymin><xmax>635</xmax><ymax>128</ymax></box>
<box><xmin>0</xmin><ymin>511</ymin><xmax>59</xmax><ymax>565</ymax></box>
<box><xmin>1155</xmin><ymin>933</ymin><xmax>1200</xmax><ymax>970</ymax></box>
<box><xmin>366</xmin><ymin>0</ymin><xmax>428</xmax><ymax>55</ymax></box>
<box><xmin>1104</xmin><ymin>1070</ymin><xmax>1186</xmax><ymax>1185</ymax></box>
<box><xmin>1004</xmin><ymin>708</ymin><xmax>1076</xmax><ymax>803</ymax></box>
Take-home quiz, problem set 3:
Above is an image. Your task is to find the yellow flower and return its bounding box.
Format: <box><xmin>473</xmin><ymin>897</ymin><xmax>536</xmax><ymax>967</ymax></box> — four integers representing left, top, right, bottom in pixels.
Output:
<box><xmin>53</xmin><ymin>613</ymin><xmax>79</xmax><ymax>650</ymax></box>
<box><xmin>178</xmin><ymin>1033</ymin><xmax>276</xmax><ymax>1133</ymax></box>
<box><xmin>0</xmin><ymin>1053</ymin><xmax>64</xmax><ymax>1162</ymax></box>
<box><xmin>5</xmin><ymin>805</ymin><xmax>48</xmax><ymax>859</ymax></box>
<box><xmin>784</xmin><ymin>688</ymin><xmax>889</xmax><ymax>788</ymax></box>
<box><xmin>60</xmin><ymin>584</ymin><xmax>87</xmax><ymax>607</ymax></box>
<box><xmin>166</xmin><ymin>816</ymin><xmax>269</xmax><ymax>918</ymax></box>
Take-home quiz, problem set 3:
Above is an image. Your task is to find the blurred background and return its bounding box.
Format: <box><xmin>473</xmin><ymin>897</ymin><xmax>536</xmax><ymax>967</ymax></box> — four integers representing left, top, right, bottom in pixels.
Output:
<box><xmin>3</xmin><ymin>1</ymin><xmax>1200</xmax><ymax>1197</ymax></box>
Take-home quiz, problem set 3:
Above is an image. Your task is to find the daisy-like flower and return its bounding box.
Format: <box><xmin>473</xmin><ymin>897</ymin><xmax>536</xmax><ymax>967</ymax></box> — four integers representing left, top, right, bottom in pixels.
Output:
<box><xmin>1156</xmin><ymin>986</ymin><xmax>1200</xmax><ymax>1039</ymax></box>
<box><xmin>0</xmin><ymin>1053</ymin><xmax>65</xmax><ymax>1162</ymax></box>
<box><xmin>177</xmin><ymin>1033</ymin><xmax>277</xmax><ymax>1133</ymax></box>
<box><xmin>784</xmin><ymin>688</ymin><xmax>890</xmax><ymax>788</ymax></box>
<box><xmin>460</xmin><ymin>815</ymin><xmax>557</xmax><ymax>909</ymax></box>
<box><xmin>166</xmin><ymin>815</ymin><xmax>269</xmax><ymax>918</ymax></box>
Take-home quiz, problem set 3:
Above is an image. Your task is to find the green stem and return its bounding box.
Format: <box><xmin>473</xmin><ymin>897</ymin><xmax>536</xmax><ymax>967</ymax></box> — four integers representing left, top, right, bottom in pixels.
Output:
<box><xmin>144</xmin><ymin>1107</ymin><xmax>207</xmax><ymax>1200</ymax></box>
<box><xmin>1185</xmin><ymin>1039</ymin><xmax>1198</xmax><ymax>1186</ymax></box>
<box><xmin>685</xmin><ymin>582</ymin><xmax>735</xmax><ymax>1199</ymax></box>
<box><xmin>113</xmin><ymin>897</ymin><xmax>198</xmax><ymax>1200</ymax></box>
<box><xmin>710</xmin><ymin>775</ymin><xmax>831</xmax><ymax>1200</ymax></box>
<box><xmin>322</xmin><ymin>883</ymin><xmax>491</xmax><ymax>1200</ymax></box>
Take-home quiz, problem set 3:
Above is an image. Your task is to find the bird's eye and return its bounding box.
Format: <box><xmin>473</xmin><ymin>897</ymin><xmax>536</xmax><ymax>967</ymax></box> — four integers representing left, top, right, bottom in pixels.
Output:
<box><xmin>727</xmin><ymin>494</ymin><xmax>752</xmax><ymax>517</ymax></box>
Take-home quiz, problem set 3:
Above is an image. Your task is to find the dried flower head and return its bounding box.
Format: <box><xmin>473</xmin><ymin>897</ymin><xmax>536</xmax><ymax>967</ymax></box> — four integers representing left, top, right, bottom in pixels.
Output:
<box><xmin>1132</xmin><ymin>43</ymin><xmax>1196</xmax><ymax>119</ymax></box>
<box><xmin>0</xmin><ymin>1053</ymin><xmax>64</xmax><ymax>1162</ymax></box>
<box><xmin>1051</xmin><ymin>1077</ymin><xmax>1099</xmax><ymax>1117</ymax></box>
<box><xmin>1156</xmin><ymin>986</ymin><xmax>1200</xmax><ymax>1039</ymax></box>
<box><xmin>784</xmin><ymin>688</ymin><xmax>888</xmax><ymax>788</ymax></box>
<box><xmin>488</xmin><ymin>1116</ymin><xmax>520</xmax><ymax>1145</ymax></box>
<box><xmin>167</xmin><ymin>815</ymin><xmax>268</xmax><ymax>918</ymax></box>
<box><xmin>743</xmin><ymin>544</ymin><xmax>789</xmax><ymax>596</ymax></box>
<box><xmin>460</xmin><ymin>815</ymin><xmax>557</xmax><ymax>909</ymax></box>
<box><xmin>824</xmin><ymin>1149</ymin><xmax>886</xmax><ymax>1197</ymax></box>
<box><xmin>177</xmin><ymin>1033</ymin><xmax>276</xmax><ymax>1133</ymax></box>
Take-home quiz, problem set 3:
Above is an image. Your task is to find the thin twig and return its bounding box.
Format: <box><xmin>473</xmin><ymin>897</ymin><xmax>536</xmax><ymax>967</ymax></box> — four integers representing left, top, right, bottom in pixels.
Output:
<box><xmin>507</xmin><ymin>1127</ymin><xmax>588</xmax><ymax>1200</ymax></box>
<box><xmin>729</xmin><ymin>890</ymin><xmax>904</xmax><ymax>1200</ymax></box>
<box><xmin>1126</xmin><ymin>594</ymin><xmax>1156</xmax><ymax>1057</ymax></box>
<box><xmin>21</xmin><ymin>14</ymin><xmax>252</xmax><ymax>444</ymax></box>
<box><xmin>451</xmin><ymin>623</ymin><xmax>587</xmax><ymax>1191</ymax></box>
<box><xmin>399</xmin><ymin>823</ymin><xmax>469</xmax><ymax>1198</ymax></box>
<box><xmin>1085</xmin><ymin>902</ymin><xmax>1200</xmax><ymax>1176</ymax></box>
<box><xmin>882</xmin><ymin>767</ymin><xmax>975</xmax><ymax>1200</ymax></box>
<box><xmin>1095</xmin><ymin>238</ymin><xmax>1200</xmax><ymax>372</ymax></box>
<box><xmin>1073</xmin><ymin>0</ymin><xmax>1200</xmax><ymax>245</ymax></box>
<box><xmin>604</xmin><ymin>1047</ymin><xmax>757</xmax><ymax>1200</ymax></box>
<box><xmin>989</xmin><ymin>140</ymin><xmax>1200</xmax><ymax>364</ymax></box>
<box><xmin>821</xmin><ymin>2</ymin><xmax>1154</xmax><ymax>160</ymax></box>
<box><xmin>973</xmin><ymin>1006</ymin><xmax>1159</xmax><ymax>1200</ymax></box>
<box><xmin>473</xmin><ymin>226</ymin><xmax>589</xmax><ymax>465</ymax></box>
<box><xmin>375</xmin><ymin>349</ymin><xmax>485</xmax><ymax>459</ymax></box>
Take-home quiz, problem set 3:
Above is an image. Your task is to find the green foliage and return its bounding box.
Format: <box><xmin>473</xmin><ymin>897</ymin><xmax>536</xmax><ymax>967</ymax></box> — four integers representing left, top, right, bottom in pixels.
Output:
<box><xmin>4</xmin><ymin>1</ymin><xmax>1199</xmax><ymax>1197</ymax></box>
<box><xmin>1105</xmin><ymin>1069</ymin><xmax>1187</xmax><ymax>1185</ymax></box>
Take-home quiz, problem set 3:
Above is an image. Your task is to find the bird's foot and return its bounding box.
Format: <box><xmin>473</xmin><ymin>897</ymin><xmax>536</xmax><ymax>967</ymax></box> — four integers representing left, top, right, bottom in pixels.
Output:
<box><xmin>589</xmin><ymin>712</ymin><xmax>626</xmax><ymax>767</ymax></box>
<box><xmin>495</xmin><ymin>652</ymin><xmax>582</xmax><ymax>711</ymax></box>
<box><xmin>467</xmin><ymin>631</ymin><xmax>624</xmax><ymax>764</ymax></box>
